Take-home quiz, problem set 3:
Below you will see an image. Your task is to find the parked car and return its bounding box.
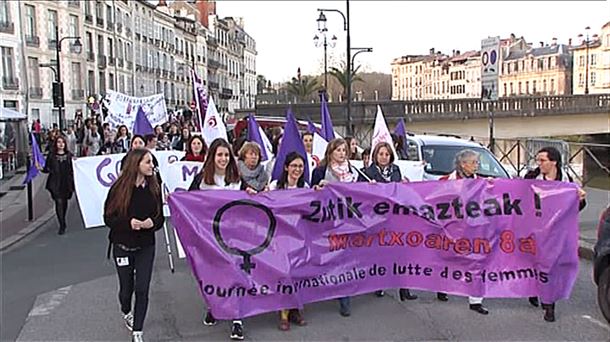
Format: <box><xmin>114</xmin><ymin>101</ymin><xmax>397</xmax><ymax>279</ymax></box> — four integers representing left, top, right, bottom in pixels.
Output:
<box><xmin>403</xmin><ymin>134</ymin><xmax>511</xmax><ymax>180</ymax></box>
<box><xmin>594</xmin><ymin>206</ymin><xmax>610</xmax><ymax>324</ymax></box>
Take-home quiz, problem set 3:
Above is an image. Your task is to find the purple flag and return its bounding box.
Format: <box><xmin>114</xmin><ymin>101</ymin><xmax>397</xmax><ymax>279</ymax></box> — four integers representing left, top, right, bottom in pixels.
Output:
<box><xmin>23</xmin><ymin>132</ymin><xmax>46</xmax><ymax>184</ymax></box>
<box><xmin>307</xmin><ymin>120</ymin><xmax>317</xmax><ymax>134</ymax></box>
<box><xmin>247</xmin><ymin>114</ymin><xmax>269</xmax><ymax>161</ymax></box>
<box><xmin>320</xmin><ymin>95</ymin><xmax>335</xmax><ymax>141</ymax></box>
<box><xmin>271</xmin><ymin>110</ymin><xmax>309</xmax><ymax>183</ymax></box>
<box><xmin>192</xmin><ymin>69</ymin><xmax>208</xmax><ymax>132</ymax></box>
<box><xmin>394</xmin><ymin>118</ymin><xmax>406</xmax><ymax>138</ymax></box>
<box><xmin>168</xmin><ymin>179</ymin><xmax>580</xmax><ymax>319</ymax></box>
<box><xmin>132</xmin><ymin>106</ymin><xmax>154</xmax><ymax>136</ymax></box>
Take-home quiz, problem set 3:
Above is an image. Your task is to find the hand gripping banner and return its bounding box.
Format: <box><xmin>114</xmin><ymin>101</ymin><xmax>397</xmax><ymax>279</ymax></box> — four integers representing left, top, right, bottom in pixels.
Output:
<box><xmin>168</xmin><ymin>179</ymin><xmax>580</xmax><ymax>319</ymax></box>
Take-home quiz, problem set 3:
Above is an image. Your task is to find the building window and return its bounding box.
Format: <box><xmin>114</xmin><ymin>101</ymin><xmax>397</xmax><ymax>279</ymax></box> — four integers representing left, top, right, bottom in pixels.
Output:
<box><xmin>591</xmin><ymin>54</ymin><xmax>597</xmax><ymax>66</ymax></box>
<box><xmin>532</xmin><ymin>80</ymin><xmax>536</xmax><ymax>94</ymax></box>
<box><xmin>550</xmin><ymin>79</ymin><xmax>555</xmax><ymax>94</ymax></box>
<box><xmin>543</xmin><ymin>79</ymin><xmax>547</xmax><ymax>93</ymax></box>
<box><xmin>28</xmin><ymin>57</ymin><xmax>40</xmax><ymax>89</ymax></box>
<box><xmin>514</xmin><ymin>61</ymin><xmax>519</xmax><ymax>72</ymax></box>
<box><xmin>579</xmin><ymin>55</ymin><xmax>584</xmax><ymax>67</ymax></box>
<box><xmin>95</xmin><ymin>1</ymin><xmax>103</xmax><ymax>20</ymax></box>
<box><xmin>31</xmin><ymin>108</ymin><xmax>40</xmax><ymax>121</ymax></box>
<box><xmin>579</xmin><ymin>73</ymin><xmax>584</xmax><ymax>87</ymax></box>
<box><xmin>108</xmin><ymin>38</ymin><xmax>113</xmax><ymax>58</ymax></box>
<box><xmin>47</xmin><ymin>10</ymin><xmax>58</xmax><ymax>44</ymax></box>
<box><xmin>591</xmin><ymin>72</ymin><xmax>596</xmax><ymax>86</ymax></box>
<box><xmin>69</xmin><ymin>14</ymin><xmax>79</xmax><ymax>37</ymax></box>
<box><xmin>548</xmin><ymin>57</ymin><xmax>553</xmax><ymax>69</ymax></box>
<box><xmin>86</xmin><ymin>32</ymin><xmax>93</xmax><ymax>54</ymax></box>
<box><xmin>99</xmin><ymin>71</ymin><xmax>105</xmax><ymax>93</ymax></box>
<box><xmin>88</xmin><ymin>70</ymin><xmax>95</xmax><ymax>95</ymax></box>
<box><xmin>97</xmin><ymin>34</ymin><xmax>104</xmax><ymax>54</ymax></box>
<box><xmin>503</xmin><ymin>83</ymin><xmax>507</xmax><ymax>97</ymax></box>
<box><xmin>0</xmin><ymin>0</ymin><xmax>9</xmax><ymax>25</ymax></box>
<box><xmin>538</xmin><ymin>59</ymin><xmax>544</xmax><ymax>70</ymax></box>
<box><xmin>106</xmin><ymin>4</ymin><xmax>113</xmax><ymax>24</ymax></box>
<box><xmin>84</xmin><ymin>0</ymin><xmax>91</xmax><ymax>15</ymax></box>
<box><xmin>518</xmin><ymin>81</ymin><xmax>522</xmax><ymax>94</ymax></box>
<box><xmin>1</xmin><ymin>46</ymin><xmax>15</xmax><ymax>80</ymax></box>
<box><xmin>525</xmin><ymin>81</ymin><xmax>529</xmax><ymax>94</ymax></box>
<box><xmin>25</xmin><ymin>5</ymin><xmax>36</xmax><ymax>38</ymax></box>
<box><xmin>72</xmin><ymin>62</ymin><xmax>82</xmax><ymax>92</ymax></box>
<box><xmin>510</xmin><ymin>82</ymin><xmax>513</xmax><ymax>95</ymax></box>
<box><xmin>109</xmin><ymin>73</ymin><xmax>114</xmax><ymax>90</ymax></box>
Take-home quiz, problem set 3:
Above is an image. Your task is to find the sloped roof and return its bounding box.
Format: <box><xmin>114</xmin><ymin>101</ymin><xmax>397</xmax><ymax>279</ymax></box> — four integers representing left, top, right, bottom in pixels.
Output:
<box><xmin>504</xmin><ymin>44</ymin><xmax>570</xmax><ymax>61</ymax></box>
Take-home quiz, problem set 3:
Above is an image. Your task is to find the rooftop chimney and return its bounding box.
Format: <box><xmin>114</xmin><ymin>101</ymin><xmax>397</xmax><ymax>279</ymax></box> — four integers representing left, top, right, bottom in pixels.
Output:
<box><xmin>552</xmin><ymin>37</ymin><xmax>558</xmax><ymax>46</ymax></box>
<box><xmin>540</xmin><ymin>41</ymin><xmax>544</xmax><ymax>47</ymax></box>
<box><xmin>158</xmin><ymin>0</ymin><xmax>167</xmax><ymax>6</ymax></box>
<box><xmin>429</xmin><ymin>48</ymin><xmax>435</xmax><ymax>55</ymax></box>
<box><xmin>568</xmin><ymin>38</ymin><xmax>572</xmax><ymax>46</ymax></box>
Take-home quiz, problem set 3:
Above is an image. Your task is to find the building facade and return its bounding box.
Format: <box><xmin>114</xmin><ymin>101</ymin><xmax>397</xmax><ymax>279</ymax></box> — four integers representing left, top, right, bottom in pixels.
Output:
<box><xmin>572</xmin><ymin>21</ymin><xmax>610</xmax><ymax>95</ymax></box>
<box><xmin>0</xmin><ymin>0</ymin><xmax>256</xmax><ymax>129</ymax></box>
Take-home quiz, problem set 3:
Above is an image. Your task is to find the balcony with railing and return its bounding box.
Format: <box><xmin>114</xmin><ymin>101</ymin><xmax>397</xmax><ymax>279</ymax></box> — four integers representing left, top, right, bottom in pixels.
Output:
<box><xmin>108</xmin><ymin>56</ymin><xmax>115</xmax><ymax>66</ymax></box>
<box><xmin>162</xmin><ymin>69</ymin><xmax>168</xmax><ymax>77</ymax></box>
<box><xmin>29</xmin><ymin>87</ymin><xmax>43</xmax><ymax>99</ymax></box>
<box><xmin>127</xmin><ymin>61</ymin><xmax>132</xmax><ymax>70</ymax></box>
<box><xmin>98</xmin><ymin>55</ymin><xmax>107</xmax><ymax>68</ymax></box>
<box><xmin>209</xmin><ymin>81</ymin><xmax>219</xmax><ymax>90</ymax></box>
<box><xmin>96</xmin><ymin>17</ymin><xmax>104</xmax><ymax>27</ymax></box>
<box><xmin>0</xmin><ymin>21</ymin><xmax>14</xmax><ymax>34</ymax></box>
<box><xmin>208</xmin><ymin>59</ymin><xmax>221</xmax><ymax>69</ymax></box>
<box><xmin>117</xmin><ymin>22</ymin><xmax>123</xmax><ymax>33</ymax></box>
<box><xmin>2</xmin><ymin>77</ymin><xmax>19</xmax><ymax>90</ymax></box>
<box><xmin>155</xmin><ymin>68</ymin><xmax>161</xmax><ymax>76</ymax></box>
<box><xmin>87</xmin><ymin>51</ymin><xmax>95</xmax><ymax>62</ymax></box>
<box><xmin>47</xmin><ymin>39</ymin><xmax>57</xmax><ymax>50</ymax></box>
<box><xmin>25</xmin><ymin>35</ymin><xmax>40</xmax><ymax>47</ymax></box>
<box><xmin>118</xmin><ymin>58</ymin><xmax>124</xmax><ymax>67</ymax></box>
<box><xmin>72</xmin><ymin>89</ymin><xmax>85</xmax><ymax>100</ymax></box>
<box><xmin>85</xmin><ymin>14</ymin><xmax>93</xmax><ymax>23</ymax></box>
<box><xmin>126</xmin><ymin>27</ymin><xmax>132</xmax><ymax>37</ymax></box>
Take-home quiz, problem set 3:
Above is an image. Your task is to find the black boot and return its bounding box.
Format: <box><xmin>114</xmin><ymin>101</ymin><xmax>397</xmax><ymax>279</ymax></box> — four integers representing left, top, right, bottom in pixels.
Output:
<box><xmin>542</xmin><ymin>303</ymin><xmax>555</xmax><ymax>322</ymax></box>
<box><xmin>528</xmin><ymin>296</ymin><xmax>539</xmax><ymax>307</ymax></box>
<box><xmin>437</xmin><ymin>292</ymin><xmax>448</xmax><ymax>302</ymax></box>
<box><xmin>469</xmin><ymin>304</ymin><xmax>489</xmax><ymax>315</ymax></box>
<box><xmin>399</xmin><ymin>288</ymin><xmax>418</xmax><ymax>301</ymax></box>
<box><xmin>375</xmin><ymin>290</ymin><xmax>385</xmax><ymax>297</ymax></box>
<box><xmin>58</xmin><ymin>224</ymin><xmax>66</xmax><ymax>235</ymax></box>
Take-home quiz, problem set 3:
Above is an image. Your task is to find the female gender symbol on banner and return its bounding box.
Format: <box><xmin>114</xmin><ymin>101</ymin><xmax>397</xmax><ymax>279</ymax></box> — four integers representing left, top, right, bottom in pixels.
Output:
<box><xmin>212</xmin><ymin>199</ymin><xmax>276</xmax><ymax>274</ymax></box>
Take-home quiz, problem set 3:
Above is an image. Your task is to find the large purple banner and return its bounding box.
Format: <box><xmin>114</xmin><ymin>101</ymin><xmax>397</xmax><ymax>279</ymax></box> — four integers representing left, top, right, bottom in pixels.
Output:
<box><xmin>168</xmin><ymin>179</ymin><xmax>579</xmax><ymax>319</ymax></box>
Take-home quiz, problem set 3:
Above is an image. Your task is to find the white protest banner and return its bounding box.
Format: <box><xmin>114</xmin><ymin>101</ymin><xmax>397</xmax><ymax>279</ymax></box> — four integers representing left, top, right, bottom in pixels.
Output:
<box><xmin>73</xmin><ymin>150</ymin><xmax>185</xmax><ymax>228</ymax></box>
<box><xmin>103</xmin><ymin>90</ymin><xmax>168</xmax><ymax>130</ymax></box>
<box><xmin>371</xmin><ymin>105</ymin><xmax>397</xmax><ymax>157</ymax></box>
<box><xmin>349</xmin><ymin>160</ymin><xmax>425</xmax><ymax>182</ymax></box>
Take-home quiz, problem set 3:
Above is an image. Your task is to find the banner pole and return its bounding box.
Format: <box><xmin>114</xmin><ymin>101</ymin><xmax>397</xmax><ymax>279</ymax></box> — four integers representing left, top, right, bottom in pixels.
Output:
<box><xmin>162</xmin><ymin>220</ymin><xmax>175</xmax><ymax>273</ymax></box>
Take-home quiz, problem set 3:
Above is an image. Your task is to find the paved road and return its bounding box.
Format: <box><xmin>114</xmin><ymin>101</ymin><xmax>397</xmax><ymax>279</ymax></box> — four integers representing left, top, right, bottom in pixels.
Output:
<box><xmin>2</xmin><ymin>201</ymin><xmax>610</xmax><ymax>341</ymax></box>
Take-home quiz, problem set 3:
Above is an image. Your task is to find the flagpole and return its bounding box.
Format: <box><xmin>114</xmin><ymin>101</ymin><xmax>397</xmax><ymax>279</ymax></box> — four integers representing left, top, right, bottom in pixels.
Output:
<box><xmin>26</xmin><ymin>153</ymin><xmax>33</xmax><ymax>221</ymax></box>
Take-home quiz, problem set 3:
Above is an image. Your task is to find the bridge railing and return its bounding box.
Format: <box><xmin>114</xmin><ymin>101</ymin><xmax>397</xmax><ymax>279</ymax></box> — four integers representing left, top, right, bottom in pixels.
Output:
<box><xmin>468</xmin><ymin>136</ymin><xmax>610</xmax><ymax>189</ymax></box>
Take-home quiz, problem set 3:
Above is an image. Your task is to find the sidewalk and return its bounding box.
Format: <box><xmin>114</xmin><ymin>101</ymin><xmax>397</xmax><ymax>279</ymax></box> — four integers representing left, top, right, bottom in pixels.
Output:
<box><xmin>0</xmin><ymin>170</ymin><xmax>54</xmax><ymax>251</ymax></box>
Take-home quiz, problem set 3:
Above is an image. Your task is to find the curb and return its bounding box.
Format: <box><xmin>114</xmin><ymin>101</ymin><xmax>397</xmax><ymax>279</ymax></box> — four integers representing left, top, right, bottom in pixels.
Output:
<box><xmin>0</xmin><ymin>208</ymin><xmax>55</xmax><ymax>252</ymax></box>
<box><xmin>578</xmin><ymin>239</ymin><xmax>595</xmax><ymax>261</ymax></box>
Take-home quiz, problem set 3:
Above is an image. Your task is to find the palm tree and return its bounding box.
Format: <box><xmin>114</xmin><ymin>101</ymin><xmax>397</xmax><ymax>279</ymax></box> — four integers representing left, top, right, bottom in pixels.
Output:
<box><xmin>286</xmin><ymin>76</ymin><xmax>321</xmax><ymax>102</ymax></box>
<box><xmin>329</xmin><ymin>64</ymin><xmax>365</xmax><ymax>100</ymax></box>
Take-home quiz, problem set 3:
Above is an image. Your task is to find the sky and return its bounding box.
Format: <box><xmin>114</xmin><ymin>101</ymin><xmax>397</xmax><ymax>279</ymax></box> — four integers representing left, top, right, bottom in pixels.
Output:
<box><xmin>214</xmin><ymin>0</ymin><xmax>610</xmax><ymax>83</ymax></box>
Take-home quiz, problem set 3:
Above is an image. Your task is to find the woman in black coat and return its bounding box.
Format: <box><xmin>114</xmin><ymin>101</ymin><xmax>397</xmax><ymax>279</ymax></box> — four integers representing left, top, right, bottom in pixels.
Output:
<box><xmin>42</xmin><ymin>135</ymin><xmax>75</xmax><ymax>235</ymax></box>
<box><xmin>524</xmin><ymin>146</ymin><xmax>586</xmax><ymax>322</ymax></box>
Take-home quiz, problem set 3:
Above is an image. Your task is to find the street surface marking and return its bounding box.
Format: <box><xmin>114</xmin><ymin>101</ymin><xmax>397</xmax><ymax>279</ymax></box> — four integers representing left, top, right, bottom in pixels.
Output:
<box><xmin>582</xmin><ymin>315</ymin><xmax>610</xmax><ymax>332</ymax></box>
<box><xmin>28</xmin><ymin>286</ymin><xmax>72</xmax><ymax>317</ymax></box>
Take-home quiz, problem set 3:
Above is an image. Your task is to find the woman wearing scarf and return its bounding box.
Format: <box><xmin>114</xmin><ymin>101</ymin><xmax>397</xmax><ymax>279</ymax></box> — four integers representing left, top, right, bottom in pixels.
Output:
<box><xmin>311</xmin><ymin>138</ymin><xmax>362</xmax><ymax>317</ymax></box>
<box><xmin>437</xmin><ymin>149</ymin><xmax>489</xmax><ymax>315</ymax></box>
<box><xmin>361</xmin><ymin>142</ymin><xmax>418</xmax><ymax>300</ymax></box>
<box><xmin>237</xmin><ymin>142</ymin><xmax>269</xmax><ymax>192</ymax></box>
<box><xmin>524</xmin><ymin>146</ymin><xmax>586</xmax><ymax>322</ymax></box>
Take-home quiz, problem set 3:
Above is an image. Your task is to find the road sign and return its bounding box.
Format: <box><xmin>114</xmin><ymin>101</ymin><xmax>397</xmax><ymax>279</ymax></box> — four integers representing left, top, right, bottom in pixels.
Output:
<box><xmin>481</xmin><ymin>36</ymin><xmax>500</xmax><ymax>102</ymax></box>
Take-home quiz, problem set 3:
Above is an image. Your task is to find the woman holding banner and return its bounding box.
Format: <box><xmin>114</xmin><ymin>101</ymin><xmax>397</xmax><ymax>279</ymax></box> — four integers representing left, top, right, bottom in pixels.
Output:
<box><xmin>42</xmin><ymin>135</ymin><xmax>75</xmax><ymax>235</ymax></box>
<box><xmin>361</xmin><ymin>142</ymin><xmax>418</xmax><ymax>300</ymax></box>
<box><xmin>188</xmin><ymin>138</ymin><xmax>255</xmax><ymax>340</ymax></box>
<box><xmin>524</xmin><ymin>146</ymin><xmax>587</xmax><ymax>322</ymax></box>
<box><xmin>311</xmin><ymin>138</ymin><xmax>362</xmax><ymax>317</ymax></box>
<box><xmin>103</xmin><ymin>149</ymin><xmax>165</xmax><ymax>342</ymax></box>
<box><xmin>269</xmin><ymin>152</ymin><xmax>309</xmax><ymax>330</ymax></box>
<box><xmin>180</xmin><ymin>136</ymin><xmax>207</xmax><ymax>162</ymax></box>
<box><xmin>437</xmin><ymin>149</ymin><xmax>489</xmax><ymax>315</ymax></box>
<box><xmin>237</xmin><ymin>142</ymin><xmax>269</xmax><ymax>192</ymax></box>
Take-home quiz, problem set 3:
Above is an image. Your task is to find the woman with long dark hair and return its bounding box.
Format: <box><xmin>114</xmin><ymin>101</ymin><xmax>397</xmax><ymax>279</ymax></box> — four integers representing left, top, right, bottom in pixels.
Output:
<box><xmin>180</xmin><ymin>135</ymin><xmax>207</xmax><ymax>162</ymax></box>
<box><xmin>113</xmin><ymin>125</ymin><xmax>131</xmax><ymax>154</ymax></box>
<box><xmin>188</xmin><ymin>138</ymin><xmax>253</xmax><ymax>340</ymax></box>
<box><xmin>42</xmin><ymin>135</ymin><xmax>75</xmax><ymax>235</ymax></box>
<box><xmin>524</xmin><ymin>146</ymin><xmax>586</xmax><ymax>322</ymax></box>
<box><xmin>269</xmin><ymin>152</ymin><xmax>308</xmax><ymax>330</ymax></box>
<box><xmin>104</xmin><ymin>149</ymin><xmax>164</xmax><ymax>342</ymax></box>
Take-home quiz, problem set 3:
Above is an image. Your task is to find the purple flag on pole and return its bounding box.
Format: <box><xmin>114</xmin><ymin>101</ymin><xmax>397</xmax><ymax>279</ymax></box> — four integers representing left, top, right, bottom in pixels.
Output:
<box><xmin>23</xmin><ymin>132</ymin><xmax>46</xmax><ymax>184</ymax></box>
<box><xmin>247</xmin><ymin>114</ymin><xmax>269</xmax><ymax>161</ymax></box>
<box><xmin>271</xmin><ymin>110</ymin><xmax>309</xmax><ymax>182</ymax></box>
<box><xmin>192</xmin><ymin>69</ymin><xmax>208</xmax><ymax>132</ymax></box>
<box><xmin>307</xmin><ymin>120</ymin><xmax>317</xmax><ymax>134</ymax></box>
<box><xmin>132</xmin><ymin>106</ymin><xmax>154</xmax><ymax>136</ymax></box>
<box><xmin>168</xmin><ymin>179</ymin><xmax>580</xmax><ymax>320</ymax></box>
<box><xmin>394</xmin><ymin>118</ymin><xmax>406</xmax><ymax>138</ymax></box>
<box><xmin>320</xmin><ymin>95</ymin><xmax>335</xmax><ymax>141</ymax></box>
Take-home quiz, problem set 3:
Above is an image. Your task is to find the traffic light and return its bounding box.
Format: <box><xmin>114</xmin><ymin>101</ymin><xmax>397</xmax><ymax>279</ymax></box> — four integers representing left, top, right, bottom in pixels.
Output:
<box><xmin>52</xmin><ymin>82</ymin><xmax>64</xmax><ymax>108</ymax></box>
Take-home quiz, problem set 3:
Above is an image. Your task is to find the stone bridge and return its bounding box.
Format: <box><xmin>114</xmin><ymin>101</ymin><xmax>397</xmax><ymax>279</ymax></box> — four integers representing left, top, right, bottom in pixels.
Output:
<box><xmin>236</xmin><ymin>94</ymin><xmax>610</xmax><ymax>141</ymax></box>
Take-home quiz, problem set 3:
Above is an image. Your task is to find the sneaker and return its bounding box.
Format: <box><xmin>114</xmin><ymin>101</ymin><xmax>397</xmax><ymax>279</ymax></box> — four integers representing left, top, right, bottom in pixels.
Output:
<box><xmin>132</xmin><ymin>331</ymin><xmax>144</xmax><ymax>342</ymax></box>
<box><xmin>203</xmin><ymin>311</ymin><xmax>217</xmax><ymax>326</ymax></box>
<box><xmin>123</xmin><ymin>312</ymin><xmax>134</xmax><ymax>331</ymax></box>
<box><xmin>230</xmin><ymin>322</ymin><xmax>244</xmax><ymax>340</ymax></box>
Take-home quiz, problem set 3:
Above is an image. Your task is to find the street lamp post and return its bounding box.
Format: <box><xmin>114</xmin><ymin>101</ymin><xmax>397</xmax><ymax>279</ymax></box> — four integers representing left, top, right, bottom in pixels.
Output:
<box><xmin>351</xmin><ymin>47</ymin><xmax>373</xmax><ymax>73</ymax></box>
<box><xmin>53</xmin><ymin>26</ymin><xmax>81</xmax><ymax>132</ymax></box>
<box><xmin>318</xmin><ymin>0</ymin><xmax>352</xmax><ymax>135</ymax></box>
<box><xmin>314</xmin><ymin>12</ymin><xmax>337</xmax><ymax>91</ymax></box>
